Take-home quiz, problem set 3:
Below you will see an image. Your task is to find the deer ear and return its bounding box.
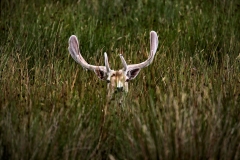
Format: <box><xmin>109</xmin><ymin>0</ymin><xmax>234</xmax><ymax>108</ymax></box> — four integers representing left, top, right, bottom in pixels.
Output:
<box><xmin>94</xmin><ymin>69</ymin><xmax>106</xmax><ymax>80</ymax></box>
<box><xmin>127</xmin><ymin>68</ymin><xmax>141</xmax><ymax>80</ymax></box>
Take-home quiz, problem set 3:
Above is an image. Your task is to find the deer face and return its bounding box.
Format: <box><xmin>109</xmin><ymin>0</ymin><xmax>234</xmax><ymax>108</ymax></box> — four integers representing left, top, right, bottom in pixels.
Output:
<box><xmin>68</xmin><ymin>31</ymin><xmax>158</xmax><ymax>98</ymax></box>
<box><xmin>107</xmin><ymin>70</ymin><xmax>128</xmax><ymax>92</ymax></box>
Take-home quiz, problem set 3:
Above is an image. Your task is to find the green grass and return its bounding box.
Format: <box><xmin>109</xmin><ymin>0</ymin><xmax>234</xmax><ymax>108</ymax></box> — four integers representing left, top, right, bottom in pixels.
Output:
<box><xmin>1</xmin><ymin>0</ymin><xmax>240</xmax><ymax>159</ymax></box>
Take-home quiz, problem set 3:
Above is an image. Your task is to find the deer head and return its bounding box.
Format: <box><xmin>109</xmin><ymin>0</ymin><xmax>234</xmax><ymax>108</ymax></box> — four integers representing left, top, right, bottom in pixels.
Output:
<box><xmin>68</xmin><ymin>31</ymin><xmax>158</xmax><ymax>99</ymax></box>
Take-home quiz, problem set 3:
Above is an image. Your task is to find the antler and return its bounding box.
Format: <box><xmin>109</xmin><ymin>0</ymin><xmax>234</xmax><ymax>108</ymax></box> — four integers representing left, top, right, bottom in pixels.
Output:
<box><xmin>68</xmin><ymin>35</ymin><xmax>112</xmax><ymax>79</ymax></box>
<box><xmin>120</xmin><ymin>31</ymin><xmax>158</xmax><ymax>80</ymax></box>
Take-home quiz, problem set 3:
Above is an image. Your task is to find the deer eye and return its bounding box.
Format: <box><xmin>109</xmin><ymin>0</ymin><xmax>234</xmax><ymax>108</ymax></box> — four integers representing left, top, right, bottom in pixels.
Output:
<box><xmin>111</xmin><ymin>74</ymin><xmax>115</xmax><ymax>77</ymax></box>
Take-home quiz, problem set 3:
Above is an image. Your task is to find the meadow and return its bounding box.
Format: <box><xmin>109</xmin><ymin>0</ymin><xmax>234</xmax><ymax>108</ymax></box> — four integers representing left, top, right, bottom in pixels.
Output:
<box><xmin>0</xmin><ymin>0</ymin><xmax>240</xmax><ymax>159</ymax></box>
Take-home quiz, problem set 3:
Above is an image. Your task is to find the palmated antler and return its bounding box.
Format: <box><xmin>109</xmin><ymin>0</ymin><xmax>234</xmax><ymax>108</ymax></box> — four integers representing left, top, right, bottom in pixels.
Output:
<box><xmin>120</xmin><ymin>31</ymin><xmax>158</xmax><ymax>80</ymax></box>
<box><xmin>68</xmin><ymin>35</ymin><xmax>111</xmax><ymax>79</ymax></box>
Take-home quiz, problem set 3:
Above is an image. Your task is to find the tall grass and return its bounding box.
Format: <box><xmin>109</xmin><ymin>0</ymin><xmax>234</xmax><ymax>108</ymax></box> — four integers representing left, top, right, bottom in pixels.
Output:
<box><xmin>1</xmin><ymin>0</ymin><xmax>240</xmax><ymax>159</ymax></box>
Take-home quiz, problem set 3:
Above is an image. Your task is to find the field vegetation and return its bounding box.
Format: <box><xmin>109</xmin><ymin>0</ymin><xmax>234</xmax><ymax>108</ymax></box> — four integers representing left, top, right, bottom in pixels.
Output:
<box><xmin>0</xmin><ymin>0</ymin><xmax>240</xmax><ymax>159</ymax></box>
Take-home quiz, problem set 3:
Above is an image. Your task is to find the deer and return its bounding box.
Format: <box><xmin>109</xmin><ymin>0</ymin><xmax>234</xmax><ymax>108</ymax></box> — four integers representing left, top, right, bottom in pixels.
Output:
<box><xmin>68</xmin><ymin>31</ymin><xmax>158</xmax><ymax>101</ymax></box>
<box><xmin>68</xmin><ymin>31</ymin><xmax>158</xmax><ymax>158</ymax></box>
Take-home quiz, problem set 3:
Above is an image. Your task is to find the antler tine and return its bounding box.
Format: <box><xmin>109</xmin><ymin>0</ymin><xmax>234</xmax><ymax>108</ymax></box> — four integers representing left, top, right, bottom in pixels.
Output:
<box><xmin>125</xmin><ymin>31</ymin><xmax>158</xmax><ymax>71</ymax></box>
<box><xmin>68</xmin><ymin>35</ymin><xmax>106</xmax><ymax>72</ymax></box>
<box><xmin>104</xmin><ymin>52</ymin><xmax>111</xmax><ymax>72</ymax></box>
<box><xmin>149</xmin><ymin>31</ymin><xmax>158</xmax><ymax>62</ymax></box>
<box><xmin>120</xmin><ymin>54</ymin><xmax>128</xmax><ymax>71</ymax></box>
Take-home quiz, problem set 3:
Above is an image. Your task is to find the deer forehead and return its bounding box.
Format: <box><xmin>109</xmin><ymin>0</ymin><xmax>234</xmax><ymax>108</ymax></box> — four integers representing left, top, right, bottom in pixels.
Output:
<box><xmin>110</xmin><ymin>70</ymin><xmax>126</xmax><ymax>78</ymax></box>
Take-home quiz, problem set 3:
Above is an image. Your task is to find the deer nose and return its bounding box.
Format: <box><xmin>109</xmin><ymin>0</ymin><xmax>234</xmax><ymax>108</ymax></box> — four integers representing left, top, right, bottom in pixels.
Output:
<box><xmin>116</xmin><ymin>87</ymin><xmax>124</xmax><ymax>92</ymax></box>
